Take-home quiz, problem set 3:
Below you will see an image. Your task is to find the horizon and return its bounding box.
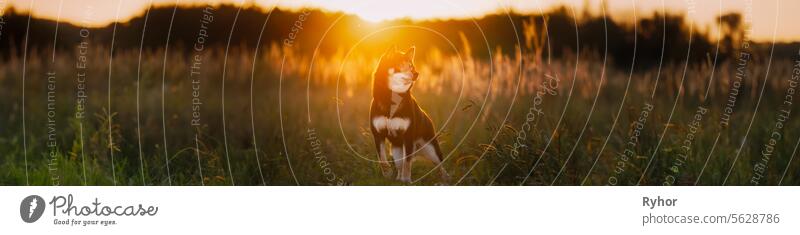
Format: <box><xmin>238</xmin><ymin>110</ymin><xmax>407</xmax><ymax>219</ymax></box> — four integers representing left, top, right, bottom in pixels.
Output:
<box><xmin>0</xmin><ymin>0</ymin><xmax>798</xmax><ymax>43</ymax></box>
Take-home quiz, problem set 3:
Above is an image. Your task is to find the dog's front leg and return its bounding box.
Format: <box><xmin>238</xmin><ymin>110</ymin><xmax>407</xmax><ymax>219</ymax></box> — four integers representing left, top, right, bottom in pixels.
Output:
<box><xmin>374</xmin><ymin>137</ymin><xmax>392</xmax><ymax>177</ymax></box>
<box><xmin>391</xmin><ymin>146</ymin><xmax>405</xmax><ymax>181</ymax></box>
<box><xmin>400</xmin><ymin>142</ymin><xmax>413</xmax><ymax>183</ymax></box>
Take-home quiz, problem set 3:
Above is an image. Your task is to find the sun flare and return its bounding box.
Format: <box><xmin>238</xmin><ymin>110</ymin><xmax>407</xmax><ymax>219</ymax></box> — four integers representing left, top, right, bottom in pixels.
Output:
<box><xmin>298</xmin><ymin>0</ymin><xmax>491</xmax><ymax>23</ymax></box>
<box><xmin>0</xmin><ymin>0</ymin><xmax>796</xmax><ymax>41</ymax></box>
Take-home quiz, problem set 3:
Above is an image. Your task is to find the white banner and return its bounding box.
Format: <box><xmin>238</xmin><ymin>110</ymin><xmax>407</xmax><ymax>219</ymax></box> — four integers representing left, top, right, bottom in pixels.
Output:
<box><xmin>1</xmin><ymin>187</ymin><xmax>797</xmax><ymax>234</ymax></box>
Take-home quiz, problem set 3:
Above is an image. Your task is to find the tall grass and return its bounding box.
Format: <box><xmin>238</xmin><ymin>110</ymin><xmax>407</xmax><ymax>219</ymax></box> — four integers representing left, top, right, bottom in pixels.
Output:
<box><xmin>0</xmin><ymin>24</ymin><xmax>797</xmax><ymax>185</ymax></box>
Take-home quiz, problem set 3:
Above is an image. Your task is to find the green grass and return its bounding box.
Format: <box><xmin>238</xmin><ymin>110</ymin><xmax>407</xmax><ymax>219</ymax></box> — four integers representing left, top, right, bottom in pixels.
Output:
<box><xmin>0</xmin><ymin>44</ymin><xmax>798</xmax><ymax>186</ymax></box>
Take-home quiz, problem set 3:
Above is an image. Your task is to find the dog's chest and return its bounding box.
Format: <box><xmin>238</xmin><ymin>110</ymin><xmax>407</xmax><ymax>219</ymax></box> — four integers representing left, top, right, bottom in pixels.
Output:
<box><xmin>372</xmin><ymin>116</ymin><xmax>410</xmax><ymax>134</ymax></box>
<box><xmin>373</xmin><ymin>93</ymin><xmax>412</xmax><ymax>135</ymax></box>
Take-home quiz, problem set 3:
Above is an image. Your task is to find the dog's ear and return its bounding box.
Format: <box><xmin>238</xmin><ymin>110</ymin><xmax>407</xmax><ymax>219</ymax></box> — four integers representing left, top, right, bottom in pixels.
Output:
<box><xmin>406</xmin><ymin>46</ymin><xmax>415</xmax><ymax>61</ymax></box>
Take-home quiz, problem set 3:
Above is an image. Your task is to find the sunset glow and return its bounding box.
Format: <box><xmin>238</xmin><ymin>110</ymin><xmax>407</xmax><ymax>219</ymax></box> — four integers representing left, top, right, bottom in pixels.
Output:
<box><xmin>1</xmin><ymin>0</ymin><xmax>799</xmax><ymax>42</ymax></box>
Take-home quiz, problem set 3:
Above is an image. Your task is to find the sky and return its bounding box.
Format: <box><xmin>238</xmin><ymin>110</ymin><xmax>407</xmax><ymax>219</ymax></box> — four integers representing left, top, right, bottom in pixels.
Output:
<box><xmin>1</xmin><ymin>0</ymin><xmax>797</xmax><ymax>42</ymax></box>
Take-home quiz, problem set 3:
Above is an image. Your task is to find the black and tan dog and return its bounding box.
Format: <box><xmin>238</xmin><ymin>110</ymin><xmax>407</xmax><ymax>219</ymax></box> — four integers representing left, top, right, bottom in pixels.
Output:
<box><xmin>370</xmin><ymin>46</ymin><xmax>449</xmax><ymax>183</ymax></box>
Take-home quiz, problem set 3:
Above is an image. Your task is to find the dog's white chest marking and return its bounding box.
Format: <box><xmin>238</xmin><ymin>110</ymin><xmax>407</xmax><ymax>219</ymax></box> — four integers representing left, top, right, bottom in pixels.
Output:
<box><xmin>372</xmin><ymin>116</ymin><xmax>410</xmax><ymax>134</ymax></box>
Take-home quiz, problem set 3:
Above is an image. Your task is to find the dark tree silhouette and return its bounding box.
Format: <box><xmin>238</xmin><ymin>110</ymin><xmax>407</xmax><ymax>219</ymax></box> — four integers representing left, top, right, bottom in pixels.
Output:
<box><xmin>718</xmin><ymin>12</ymin><xmax>744</xmax><ymax>55</ymax></box>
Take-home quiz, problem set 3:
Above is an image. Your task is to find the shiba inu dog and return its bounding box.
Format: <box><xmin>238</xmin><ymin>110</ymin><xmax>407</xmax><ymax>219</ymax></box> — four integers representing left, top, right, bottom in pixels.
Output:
<box><xmin>370</xmin><ymin>46</ymin><xmax>449</xmax><ymax>184</ymax></box>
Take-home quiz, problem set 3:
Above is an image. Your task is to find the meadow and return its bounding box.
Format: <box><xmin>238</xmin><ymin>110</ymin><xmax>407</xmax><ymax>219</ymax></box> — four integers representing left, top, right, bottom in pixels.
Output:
<box><xmin>1</xmin><ymin>11</ymin><xmax>799</xmax><ymax>186</ymax></box>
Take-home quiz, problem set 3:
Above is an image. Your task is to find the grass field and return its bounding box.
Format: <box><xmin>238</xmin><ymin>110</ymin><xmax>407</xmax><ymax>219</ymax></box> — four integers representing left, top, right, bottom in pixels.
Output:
<box><xmin>1</xmin><ymin>28</ymin><xmax>799</xmax><ymax>186</ymax></box>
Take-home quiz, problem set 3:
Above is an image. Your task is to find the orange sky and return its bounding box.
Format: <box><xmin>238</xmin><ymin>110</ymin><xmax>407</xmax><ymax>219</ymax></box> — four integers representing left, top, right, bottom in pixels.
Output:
<box><xmin>1</xmin><ymin>0</ymin><xmax>798</xmax><ymax>42</ymax></box>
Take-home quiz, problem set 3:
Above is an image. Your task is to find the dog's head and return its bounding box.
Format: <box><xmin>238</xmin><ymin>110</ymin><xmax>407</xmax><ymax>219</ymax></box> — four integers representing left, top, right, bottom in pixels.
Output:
<box><xmin>373</xmin><ymin>46</ymin><xmax>419</xmax><ymax>96</ymax></box>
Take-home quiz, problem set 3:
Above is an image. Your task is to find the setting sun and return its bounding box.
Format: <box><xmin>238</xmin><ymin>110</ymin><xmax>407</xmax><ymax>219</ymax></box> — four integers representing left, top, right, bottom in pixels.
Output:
<box><xmin>290</xmin><ymin>0</ymin><xmax>498</xmax><ymax>23</ymax></box>
<box><xmin>254</xmin><ymin>0</ymin><xmax>507</xmax><ymax>23</ymax></box>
